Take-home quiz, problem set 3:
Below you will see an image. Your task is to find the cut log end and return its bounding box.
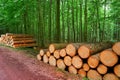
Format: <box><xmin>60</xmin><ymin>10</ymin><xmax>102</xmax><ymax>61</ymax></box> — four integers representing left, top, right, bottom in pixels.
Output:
<box><xmin>87</xmin><ymin>54</ymin><xmax>99</xmax><ymax>68</ymax></box>
<box><xmin>112</xmin><ymin>42</ymin><xmax>120</xmax><ymax>56</ymax></box>
<box><xmin>78</xmin><ymin>69</ymin><xmax>86</xmax><ymax>78</ymax></box>
<box><xmin>57</xmin><ymin>59</ymin><xmax>66</xmax><ymax>70</ymax></box>
<box><xmin>64</xmin><ymin>56</ymin><xmax>72</xmax><ymax>66</ymax></box>
<box><xmin>114</xmin><ymin>64</ymin><xmax>120</xmax><ymax>77</ymax></box>
<box><xmin>78</xmin><ymin>45</ymin><xmax>90</xmax><ymax>59</ymax></box>
<box><xmin>103</xmin><ymin>73</ymin><xmax>119</xmax><ymax>80</ymax></box>
<box><xmin>59</xmin><ymin>49</ymin><xmax>66</xmax><ymax>57</ymax></box>
<box><xmin>37</xmin><ymin>54</ymin><xmax>42</xmax><ymax>61</ymax></box>
<box><xmin>49</xmin><ymin>44</ymin><xmax>55</xmax><ymax>53</ymax></box>
<box><xmin>46</xmin><ymin>51</ymin><xmax>51</xmax><ymax>57</ymax></box>
<box><xmin>49</xmin><ymin>56</ymin><xmax>56</xmax><ymax>66</ymax></box>
<box><xmin>83</xmin><ymin>63</ymin><xmax>90</xmax><ymax>71</ymax></box>
<box><xmin>53</xmin><ymin>50</ymin><xmax>60</xmax><ymax>59</ymax></box>
<box><xmin>100</xmin><ymin>50</ymin><xmax>118</xmax><ymax>67</ymax></box>
<box><xmin>68</xmin><ymin>66</ymin><xmax>77</xmax><ymax>74</ymax></box>
<box><xmin>43</xmin><ymin>54</ymin><xmax>49</xmax><ymax>63</ymax></box>
<box><xmin>72</xmin><ymin>56</ymin><xmax>83</xmax><ymax>69</ymax></box>
<box><xmin>97</xmin><ymin>64</ymin><xmax>108</xmax><ymax>75</ymax></box>
<box><xmin>66</xmin><ymin>44</ymin><xmax>76</xmax><ymax>57</ymax></box>
<box><xmin>87</xmin><ymin>69</ymin><xmax>102</xmax><ymax>80</ymax></box>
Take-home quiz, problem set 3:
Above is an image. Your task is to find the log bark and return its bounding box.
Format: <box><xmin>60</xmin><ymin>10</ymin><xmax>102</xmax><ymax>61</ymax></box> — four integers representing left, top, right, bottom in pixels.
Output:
<box><xmin>87</xmin><ymin>54</ymin><xmax>100</xmax><ymax>68</ymax></box>
<box><xmin>66</xmin><ymin>43</ymin><xmax>85</xmax><ymax>57</ymax></box>
<box><xmin>59</xmin><ymin>48</ymin><xmax>66</xmax><ymax>57</ymax></box>
<box><xmin>112</xmin><ymin>42</ymin><xmax>120</xmax><ymax>56</ymax></box>
<box><xmin>53</xmin><ymin>50</ymin><xmax>60</xmax><ymax>59</ymax></box>
<box><xmin>100</xmin><ymin>49</ymin><xmax>118</xmax><ymax>67</ymax></box>
<box><xmin>78</xmin><ymin>69</ymin><xmax>86</xmax><ymax>78</ymax></box>
<box><xmin>71</xmin><ymin>56</ymin><xmax>83</xmax><ymax>69</ymax></box>
<box><xmin>64</xmin><ymin>56</ymin><xmax>72</xmax><ymax>66</ymax></box>
<box><xmin>49</xmin><ymin>56</ymin><xmax>56</xmax><ymax>66</ymax></box>
<box><xmin>39</xmin><ymin>49</ymin><xmax>48</xmax><ymax>56</ymax></box>
<box><xmin>10</xmin><ymin>34</ymin><xmax>33</xmax><ymax>38</ymax></box>
<box><xmin>78</xmin><ymin>42</ymin><xmax>113</xmax><ymax>59</ymax></box>
<box><xmin>57</xmin><ymin>59</ymin><xmax>66</xmax><ymax>70</ymax></box>
<box><xmin>11</xmin><ymin>38</ymin><xmax>34</xmax><ymax>41</ymax></box>
<box><xmin>43</xmin><ymin>54</ymin><xmax>49</xmax><ymax>63</ymax></box>
<box><xmin>114</xmin><ymin>64</ymin><xmax>120</xmax><ymax>77</ymax></box>
<box><xmin>97</xmin><ymin>64</ymin><xmax>108</xmax><ymax>75</ymax></box>
<box><xmin>49</xmin><ymin>43</ymin><xmax>68</xmax><ymax>53</ymax></box>
<box><xmin>103</xmin><ymin>73</ymin><xmax>119</xmax><ymax>80</ymax></box>
<box><xmin>68</xmin><ymin>65</ymin><xmax>77</xmax><ymax>74</ymax></box>
<box><xmin>83</xmin><ymin>63</ymin><xmax>90</xmax><ymax>71</ymax></box>
<box><xmin>87</xmin><ymin>69</ymin><xmax>102</xmax><ymax>80</ymax></box>
<box><xmin>37</xmin><ymin>54</ymin><xmax>42</xmax><ymax>61</ymax></box>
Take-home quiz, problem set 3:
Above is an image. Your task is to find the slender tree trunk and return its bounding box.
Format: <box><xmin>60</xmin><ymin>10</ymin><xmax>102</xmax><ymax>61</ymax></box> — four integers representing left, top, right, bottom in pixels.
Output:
<box><xmin>84</xmin><ymin>0</ymin><xmax>87</xmax><ymax>42</ymax></box>
<box><xmin>80</xmin><ymin>0</ymin><xmax>83</xmax><ymax>42</ymax></box>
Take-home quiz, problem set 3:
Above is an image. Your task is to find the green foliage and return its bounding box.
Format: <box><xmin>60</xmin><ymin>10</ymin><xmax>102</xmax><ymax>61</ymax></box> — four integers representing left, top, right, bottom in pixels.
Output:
<box><xmin>0</xmin><ymin>0</ymin><xmax>120</xmax><ymax>47</ymax></box>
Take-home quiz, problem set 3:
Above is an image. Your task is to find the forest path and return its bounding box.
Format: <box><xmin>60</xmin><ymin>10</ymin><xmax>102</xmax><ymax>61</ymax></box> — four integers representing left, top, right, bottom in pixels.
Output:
<box><xmin>0</xmin><ymin>46</ymin><xmax>81</xmax><ymax>80</ymax></box>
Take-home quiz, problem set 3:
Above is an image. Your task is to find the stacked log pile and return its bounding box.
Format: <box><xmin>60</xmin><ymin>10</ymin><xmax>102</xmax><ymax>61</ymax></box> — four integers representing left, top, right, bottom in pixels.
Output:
<box><xmin>37</xmin><ymin>42</ymin><xmax>120</xmax><ymax>80</ymax></box>
<box><xmin>0</xmin><ymin>33</ymin><xmax>36</xmax><ymax>48</ymax></box>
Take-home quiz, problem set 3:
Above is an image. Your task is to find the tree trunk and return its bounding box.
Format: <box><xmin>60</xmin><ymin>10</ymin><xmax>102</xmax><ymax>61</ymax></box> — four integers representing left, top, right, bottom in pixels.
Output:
<box><xmin>100</xmin><ymin>49</ymin><xmax>118</xmax><ymax>67</ymax></box>
<box><xmin>78</xmin><ymin>42</ymin><xmax>113</xmax><ymax>59</ymax></box>
<box><xmin>103</xmin><ymin>73</ymin><xmax>119</xmax><ymax>80</ymax></box>
<box><xmin>71</xmin><ymin>56</ymin><xmax>83</xmax><ymax>69</ymax></box>
<box><xmin>59</xmin><ymin>48</ymin><xmax>66</xmax><ymax>57</ymax></box>
<box><xmin>49</xmin><ymin>56</ymin><xmax>56</xmax><ymax>66</ymax></box>
<box><xmin>64</xmin><ymin>56</ymin><xmax>72</xmax><ymax>66</ymax></box>
<box><xmin>97</xmin><ymin>64</ymin><xmax>108</xmax><ymax>75</ymax></box>
<box><xmin>114</xmin><ymin>64</ymin><xmax>120</xmax><ymax>77</ymax></box>
<box><xmin>87</xmin><ymin>53</ymin><xmax>100</xmax><ymax>68</ymax></box>
<box><xmin>112</xmin><ymin>42</ymin><xmax>120</xmax><ymax>56</ymax></box>
<box><xmin>57</xmin><ymin>59</ymin><xmax>66</xmax><ymax>70</ymax></box>
<box><xmin>68</xmin><ymin>65</ymin><xmax>77</xmax><ymax>74</ymax></box>
<box><xmin>87</xmin><ymin>69</ymin><xmax>102</xmax><ymax>80</ymax></box>
<box><xmin>49</xmin><ymin>43</ymin><xmax>68</xmax><ymax>53</ymax></box>
<box><xmin>66</xmin><ymin>43</ymin><xmax>85</xmax><ymax>57</ymax></box>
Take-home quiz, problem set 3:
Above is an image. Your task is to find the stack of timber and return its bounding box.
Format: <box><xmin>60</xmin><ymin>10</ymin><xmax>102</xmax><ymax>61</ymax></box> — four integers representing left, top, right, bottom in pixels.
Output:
<box><xmin>0</xmin><ymin>33</ymin><xmax>36</xmax><ymax>48</ymax></box>
<box><xmin>37</xmin><ymin>42</ymin><xmax>120</xmax><ymax>80</ymax></box>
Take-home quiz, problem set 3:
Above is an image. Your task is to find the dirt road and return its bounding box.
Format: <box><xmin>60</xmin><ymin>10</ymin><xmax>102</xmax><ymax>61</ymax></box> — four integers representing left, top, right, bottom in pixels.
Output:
<box><xmin>0</xmin><ymin>46</ymin><xmax>81</xmax><ymax>80</ymax></box>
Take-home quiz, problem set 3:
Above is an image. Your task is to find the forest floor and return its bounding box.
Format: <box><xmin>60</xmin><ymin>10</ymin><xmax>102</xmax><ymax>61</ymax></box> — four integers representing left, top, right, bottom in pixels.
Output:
<box><xmin>0</xmin><ymin>46</ymin><xmax>82</xmax><ymax>80</ymax></box>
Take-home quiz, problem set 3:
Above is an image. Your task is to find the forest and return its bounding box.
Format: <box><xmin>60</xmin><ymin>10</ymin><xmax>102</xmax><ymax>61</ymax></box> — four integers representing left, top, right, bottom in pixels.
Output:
<box><xmin>0</xmin><ymin>0</ymin><xmax>120</xmax><ymax>47</ymax></box>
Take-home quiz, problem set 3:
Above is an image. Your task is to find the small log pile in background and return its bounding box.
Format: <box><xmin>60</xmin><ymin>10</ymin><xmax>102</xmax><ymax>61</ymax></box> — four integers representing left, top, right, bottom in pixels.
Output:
<box><xmin>37</xmin><ymin>42</ymin><xmax>120</xmax><ymax>80</ymax></box>
<box><xmin>0</xmin><ymin>33</ymin><xmax>36</xmax><ymax>48</ymax></box>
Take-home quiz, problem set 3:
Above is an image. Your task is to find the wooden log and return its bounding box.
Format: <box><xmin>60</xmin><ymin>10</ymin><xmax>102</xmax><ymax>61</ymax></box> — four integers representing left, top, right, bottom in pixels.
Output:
<box><xmin>100</xmin><ymin>49</ymin><xmax>118</xmax><ymax>67</ymax></box>
<box><xmin>39</xmin><ymin>49</ymin><xmax>48</xmax><ymax>56</ymax></box>
<box><xmin>46</xmin><ymin>51</ymin><xmax>51</xmax><ymax>57</ymax></box>
<box><xmin>72</xmin><ymin>56</ymin><xmax>83</xmax><ymax>69</ymax></box>
<box><xmin>43</xmin><ymin>54</ymin><xmax>49</xmax><ymax>63</ymax></box>
<box><xmin>12</xmin><ymin>43</ymin><xmax>37</xmax><ymax>48</ymax></box>
<box><xmin>114</xmin><ymin>64</ymin><xmax>120</xmax><ymax>77</ymax></box>
<box><xmin>49</xmin><ymin>43</ymin><xmax>68</xmax><ymax>53</ymax></box>
<box><xmin>53</xmin><ymin>50</ymin><xmax>60</xmax><ymax>59</ymax></box>
<box><xmin>57</xmin><ymin>59</ymin><xmax>66</xmax><ymax>70</ymax></box>
<box><xmin>78</xmin><ymin>42</ymin><xmax>113</xmax><ymax>59</ymax></box>
<box><xmin>66</xmin><ymin>43</ymin><xmax>85</xmax><ymax>57</ymax></box>
<box><xmin>49</xmin><ymin>56</ymin><xmax>56</xmax><ymax>66</ymax></box>
<box><xmin>87</xmin><ymin>69</ymin><xmax>102</xmax><ymax>80</ymax></box>
<box><xmin>10</xmin><ymin>34</ymin><xmax>33</xmax><ymax>38</ymax></box>
<box><xmin>78</xmin><ymin>69</ymin><xmax>86</xmax><ymax>78</ymax></box>
<box><xmin>36</xmin><ymin>54</ymin><xmax>42</xmax><ymax>61</ymax></box>
<box><xmin>112</xmin><ymin>42</ymin><xmax>120</xmax><ymax>56</ymax></box>
<box><xmin>68</xmin><ymin>65</ymin><xmax>77</xmax><ymax>74</ymax></box>
<box><xmin>64</xmin><ymin>56</ymin><xmax>72</xmax><ymax>66</ymax></box>
<box><xmin>11</xmin><ymin>39</ymin><xmax>36</xmax><ymax>45</ymax></box>
<box><xmin>11</xmin><ymin>37</ymin><xmax>34</xmax><ymax>41</ymax></box>
<box><xmin>103</xmin><ymin>73</ymin><xmax>119</xmax><ymax>80</ymax></box>
<box><xmin>87</xmin><ymin>54</ymin><xmax>100</xmax><ymax>68</ymax></box>
<box><xmin>97</xmin><ymin>64</ymin><xmax>108</xmax><ymax>75</ymax></box>
<box><xmin>83</xmin><ymin>63</ymin><xmax>90</xmax><ymax>71</ymax></box>
<box><xmin>59</xmin><ymin>48</ymin><xmax>66</xmax><ymax>57</ymax></box>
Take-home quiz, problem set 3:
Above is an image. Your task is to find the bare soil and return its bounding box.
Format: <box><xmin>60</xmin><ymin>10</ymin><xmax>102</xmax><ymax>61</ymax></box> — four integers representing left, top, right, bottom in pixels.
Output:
<box><xmin>0</xmin><ymin>46</ymin><xmax>82</xmax><ymax>80</ymax></box>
